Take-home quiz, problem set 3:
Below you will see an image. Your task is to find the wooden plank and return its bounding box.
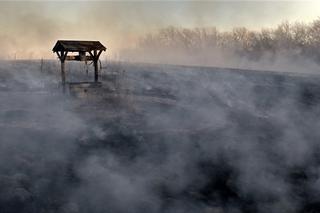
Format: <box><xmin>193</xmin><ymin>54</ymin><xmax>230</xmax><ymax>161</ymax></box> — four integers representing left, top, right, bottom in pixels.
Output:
<box><xmin>65</xmin><ymin>55</ymin><xmax>93</xmax><ymax>61</ymax></box>
<box><xmin>65</xmin><ymin>55</ymin><xmax>77</xmax><ymax>61</ymax></box>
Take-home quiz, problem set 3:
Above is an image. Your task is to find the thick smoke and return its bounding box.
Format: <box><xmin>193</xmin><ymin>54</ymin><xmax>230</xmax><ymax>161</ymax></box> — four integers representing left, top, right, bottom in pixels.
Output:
<box><xmin>1</xmin><ymin>59</ymin><xmax>320</xmax><ymax>213</ymax></box>
<box><xmin>0</xmin><ymin>60</ymin><xmax>87</xmax><ymax>212</ymax></box>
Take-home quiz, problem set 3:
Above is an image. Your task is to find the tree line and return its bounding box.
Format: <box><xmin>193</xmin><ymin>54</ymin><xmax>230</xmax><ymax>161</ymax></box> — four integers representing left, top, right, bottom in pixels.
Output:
<box><xmin>125</xmin><ymin>18</ymin><xmax>320</xmax><ymax>65</ymax></box>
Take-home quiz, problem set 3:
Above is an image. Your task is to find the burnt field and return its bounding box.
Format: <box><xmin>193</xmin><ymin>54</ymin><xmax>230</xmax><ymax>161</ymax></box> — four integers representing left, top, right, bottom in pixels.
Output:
<box><xmin>1</xmin><ymin>60</ymin><xmax>320</xmax><ymax>213</ymax></box>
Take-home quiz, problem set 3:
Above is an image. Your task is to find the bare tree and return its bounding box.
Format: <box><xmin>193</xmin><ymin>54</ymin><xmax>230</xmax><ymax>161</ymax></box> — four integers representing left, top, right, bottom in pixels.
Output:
<box><xmin>130</xmin><ymin>18</ymin><xmax>320</xmax><ymax>65</ymax></box>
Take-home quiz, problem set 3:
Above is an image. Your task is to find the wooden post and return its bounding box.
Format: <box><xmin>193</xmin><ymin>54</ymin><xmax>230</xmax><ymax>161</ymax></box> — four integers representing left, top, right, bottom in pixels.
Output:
<box><xmin>61</xmin><ymin>61</ymin><xmax>66</xmax><ymax>92</ymax></box>
<box><xmin>94</xmin><ymin>60</ymin><xmax>98</xmax><ymax>82</ymax></box>
<box><xmin>85</xmin><ymin>60</ymin><xmax>88</xmax><ymax>76</ymax></box>
<box><xmin>59</xmin><ymin>51</ymin><xmax>68</xmax><ymax>93</ymax></box>
<box><xmin>94</xmin><ymin>50</ymin><xmax>98</xmax><ymax>82</ymax></box>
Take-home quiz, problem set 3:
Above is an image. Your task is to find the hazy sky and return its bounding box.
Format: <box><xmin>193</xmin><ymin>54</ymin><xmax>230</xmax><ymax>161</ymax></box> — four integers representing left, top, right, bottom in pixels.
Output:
<box><xmin>0</xmin><ymin>1</ymin><xmax>319</xmax><ymax>59</ymax></box>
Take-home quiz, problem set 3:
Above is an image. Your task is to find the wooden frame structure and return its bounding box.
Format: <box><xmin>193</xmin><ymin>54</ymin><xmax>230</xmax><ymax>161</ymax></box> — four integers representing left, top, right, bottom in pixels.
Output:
<box><xmin>52</xmin><ymin>40</ymin><xmax>106</xmax><ymax>91</ymax></box>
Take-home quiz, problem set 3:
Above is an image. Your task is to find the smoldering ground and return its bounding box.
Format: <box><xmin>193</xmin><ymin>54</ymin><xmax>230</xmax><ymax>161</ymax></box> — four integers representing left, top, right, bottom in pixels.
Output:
<box><xmin>1</xmin><ymin>60</ymin><xmax>320</xmax><ymax>213</ymax></box>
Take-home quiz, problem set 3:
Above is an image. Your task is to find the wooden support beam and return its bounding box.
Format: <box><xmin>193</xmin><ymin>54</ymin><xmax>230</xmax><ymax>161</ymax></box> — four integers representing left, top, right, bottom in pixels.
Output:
<box><xmin>59</xmin><ymin>51</ymin><xmax>68</xmax><ymax>93</ymax></box>
<box><xmin>88</xmin><ymin>51</ymin><xmax>94</xmax><ymax>59</ymax></box>
<box><xmin>60</xmin><ymin>51</ymin><xmax>64</xmax><ymax>60</ymax></box>
<box><xmin>93</xmin><ymin>50</ymin><xmax>98</xmax><ymax>82</ymax></box>
<box><xmin>56</xmin><ymin>51</ymin><xmax>61</xmax><ymax>59</ymax></box>
<box><xmin>62</xmin><ymin>51</ymin><xmax>68</xmax><ymax>61</ymax></box>
<box><xmin>97</xmin><ymin>50</ymin><xmax>103</xmax><ymax>59</ymax></box>
<box><xmin>85</xmin><ymin>60</ymin><xmax>89</xmax><ymax>76</ymax></box>
<box><xmin>61</xmin><ymin>61</ymin><xmax>66</xmax><ymax>93</ymax></box>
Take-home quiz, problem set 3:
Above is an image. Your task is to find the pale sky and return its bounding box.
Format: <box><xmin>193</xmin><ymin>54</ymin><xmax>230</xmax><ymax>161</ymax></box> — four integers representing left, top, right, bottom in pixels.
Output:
<box><xmin>0</xmin><ymin>1</ymin><xmax>319</xmax><ymax>59</ymax></box>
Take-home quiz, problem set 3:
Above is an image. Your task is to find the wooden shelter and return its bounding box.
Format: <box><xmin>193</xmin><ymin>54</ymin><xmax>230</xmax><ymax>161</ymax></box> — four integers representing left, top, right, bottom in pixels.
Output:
<box><xmin>52</xmin><ymin>40</ymin><xmax>106</xmax><ymax>91</ymax></box>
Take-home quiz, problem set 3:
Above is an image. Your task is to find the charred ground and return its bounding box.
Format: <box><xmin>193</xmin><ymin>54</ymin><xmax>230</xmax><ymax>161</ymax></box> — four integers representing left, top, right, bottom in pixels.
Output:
<box><xmin>1</xmin><ymin>61</ymin><xmax>320</xmax><ymax>213</ymax></box>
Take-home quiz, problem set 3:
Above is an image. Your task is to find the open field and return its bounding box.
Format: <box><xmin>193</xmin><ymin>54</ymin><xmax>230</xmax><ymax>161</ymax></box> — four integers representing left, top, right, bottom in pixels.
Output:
<box><xmin>1</xmin><ymin>60</ymin><xmax>320</xmax><ymax>213</ymax></box>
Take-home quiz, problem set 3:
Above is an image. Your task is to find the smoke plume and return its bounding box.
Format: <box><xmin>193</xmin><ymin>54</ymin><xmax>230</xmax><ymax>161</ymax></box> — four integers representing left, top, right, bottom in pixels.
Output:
<box><xmin>1</xmin><ymin>59</ymin><xmax>320</xmax><ymax>213</ymax></box>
